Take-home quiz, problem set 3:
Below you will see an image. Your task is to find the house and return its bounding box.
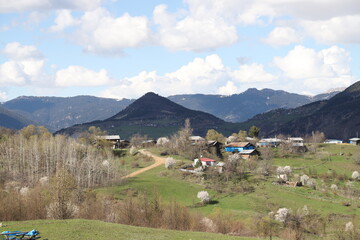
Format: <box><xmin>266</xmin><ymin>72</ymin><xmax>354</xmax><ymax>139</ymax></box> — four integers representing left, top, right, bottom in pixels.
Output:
<box><xmin>189</xmin><ymin>136</ymin><xmax>205</xmax><ymax>145</ymax></box>
<box><xmin>205</xmin><ymin>140</ymin><xmax>223</xmax><ymax>157</ymax></box>
<box><xmin>225</xmin><ymin>142</ymin><xmax>255</xmax><ymax>153</ymax></box>
<box><xmin>238</xmin><ymin>149</ymin><xmax>260</xmax><ymax>159</ymax></box>
<box><xmin>101</xmin><ymin>135</ymin><xmax>121</xmax><ymax>149</ymax></box>
<box><xmin>288</xmin><ymin>137</ymin><xmax>304</xmax><ymax>147</ymax></box>
<box><xmin>324</xmin><ymin>139</ymin><xmax>343</xmax><ymax>144</ymax></box>
<box><xmin>200</xmin><ymin>157</ymin><xmax>217</xmax><ymax>167</ymax></box>
<box><xmin>193</xmin><ymin>157</ymin><xmax>217</xmax><ymax>167</ymax></box>
<box><xmin>349</xmin><ymin>138</ymin><xmax>360</xmax><ymax>145</ymax></box>
<box><xmin>257</xmin><ymin>138</ymin><xmax>282</xmax><ymax>147</ymax></box>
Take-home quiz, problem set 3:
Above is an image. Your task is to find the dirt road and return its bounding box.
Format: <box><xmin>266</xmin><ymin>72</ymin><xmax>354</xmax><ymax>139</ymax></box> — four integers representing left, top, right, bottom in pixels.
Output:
<box><xmin>122</xmin><ymin>149</ymin><xmax>165</xmax><ymax>179</ymax></box>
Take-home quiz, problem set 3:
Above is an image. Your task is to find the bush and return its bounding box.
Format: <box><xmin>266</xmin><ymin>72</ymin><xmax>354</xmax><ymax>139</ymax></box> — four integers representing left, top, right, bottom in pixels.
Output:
<box><xmin>165</xmin><ymin>157</ymin><xmax>176</xmax><ymax>169</ymax></box>
<box><xmin>197</xmin><ymin>191</ymin><xmax>211</xmax><ymax>204</ymax></box>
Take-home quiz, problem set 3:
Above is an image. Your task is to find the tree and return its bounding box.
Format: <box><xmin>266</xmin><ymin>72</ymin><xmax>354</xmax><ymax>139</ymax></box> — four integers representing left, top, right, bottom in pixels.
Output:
<box><xmin>197</xmin><ymin>191</ymin><xmax>211</xmax><ymax>204</ymax></box>
<box><xmin>205</xmin><ymin>129</ymin><xmax>225</xmax><ymax>143</ymax></box>
<box><xmin>237</xmin><ymin>130</ymin><xmax>247</xmax><ymax>141</ymax></box>
<box><xmin>248</xmin><ymin>126</ymin><xmax>260</xmax><ymax>138</ymax></box>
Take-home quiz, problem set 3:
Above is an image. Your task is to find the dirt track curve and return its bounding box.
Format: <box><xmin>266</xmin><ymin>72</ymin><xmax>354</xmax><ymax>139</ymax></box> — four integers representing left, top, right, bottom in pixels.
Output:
<box><xmin>122</xmin><ymin>149</ymin><xmax>165</xmax><ymax>179</ymax></box>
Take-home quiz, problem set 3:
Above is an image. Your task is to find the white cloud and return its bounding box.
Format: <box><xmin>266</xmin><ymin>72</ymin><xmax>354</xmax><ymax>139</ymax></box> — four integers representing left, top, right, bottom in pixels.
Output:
<box><xmin>273</xmin><ymin>45</ymin><xmax>355</xmax><ymax>93</ymax></box>
<box><xmin>0</xmin><ymin>42</ymin><xmax>45</xmax><ymax>86</ymax></box>
<box><xmin>218</xmin><ymin>81</ymin><xmax>238</xmax><ymax>96</ymax></box>
<box><xmin>0</xmin><ymin>90</ymin><xmax>7</xmax><ymax>101</ymax></box>
<box><xmin>0</xmin><ymin>0</ymin><xmax>104</xmax><ymax>13</ymax></box>
<box><xmin>51</xmin><ymin>8</ymin><xmax>151</xmax><ymax>55</ymax></box>
<box><xmin>300</xmin><ymin>15</ymin><xmax>360</xmax><ymax>44</ymax></box>
<box><xmin>263</xmin><ymin>27</ymin><xmax>302</xmax><ymax>46</ymax></box>
<box><xmin>232</xmin><ymin>63</ymin><xmax>277</xmax><ymax>83</ymax></box>
<box><xmin>153</xmin><ymin>4</ymin><xmax>238</xmax><ymax>51</ymax></box>
<box><xmin>55</xmin><ymin>65</ymin><xmax>112</xmax><ymax>87</ymax></box>
<box><xmin>3</xmin><ymin>42</ymin><xmax>43</xmax><ymax>60</ymax></box>
<box><xmin>50</xmin><ymin>10</ymin><xmax>78</xmax><ymax>32</ymax></box>
<box><xmin>99</xmin><ymin>54</ymin><xmax>277</xmax><ymax>99</ymax></box>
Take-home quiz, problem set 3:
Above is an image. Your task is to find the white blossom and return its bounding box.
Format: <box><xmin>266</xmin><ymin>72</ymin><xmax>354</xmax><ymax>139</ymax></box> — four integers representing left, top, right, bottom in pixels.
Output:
<box><xmin>352</xmin><ymin>171</ymin><xmax>360</xmax><ymax>180</ymax></box>
<box><xmin>274</xmin><ymin>208</ymin><xmax>289</xmax><ymax>222</ymax></box>
<box><xmin>165</xmin><ymin>157</ymin><xmax>176</xmax><ymax>169</ymax></box>
<box><xmin>197</xmin><ymin>191</ymin><xmax>211</xmax><ymax>204</ymax></box>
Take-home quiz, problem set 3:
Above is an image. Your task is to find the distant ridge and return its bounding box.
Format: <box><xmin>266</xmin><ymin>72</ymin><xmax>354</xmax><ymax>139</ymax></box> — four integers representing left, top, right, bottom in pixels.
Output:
<box><xmin>4</xmin><ymin>95</ymin><xmax>133</xmax><ymax>131</ymax></box>
<box><xmin>169</xmin><ymin>89</ymin><xmax>339</xmax><ymax>122</ymax></box>
<box><xmin>0</xmin><ymin>105</ymin><xmax>35</xmax><ymax>129</ymax></box>
<box><xmin>238</xmin><ymin>81</ymin><xmax>360</xmax><ymax>139</ymax></box>
<box><xmin>56</xmin><ymin>92</ymin><xmax>238</xmax><ymax>138</ymax></box>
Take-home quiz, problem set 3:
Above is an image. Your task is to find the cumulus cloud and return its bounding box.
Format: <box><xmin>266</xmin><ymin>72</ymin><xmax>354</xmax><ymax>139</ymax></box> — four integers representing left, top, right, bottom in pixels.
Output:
<box><xmin>273</xmin><ymin>45</ymin><xmax>355</xmax><ymax>93</ymax></box>
<box><xmin>153</xmin><ymin>4</ymin><xmax>238</xmax><ymax>51</ymax></box>
<box><xmin>0</xmin><ymin>90</ymin><xmax>7</xmax><ymax>101</ymax></box>
<box><xmin>50</xmin><ymin>10</ymin><xmax>78</xmax><ymax>32</ymax></box>
<box><xmin>300</xmin><ymin>15</ymin><xmax>360</xmax><ymax>44</ymax></box>
<box><xmin>55</xmin><ymin>65</ymin><xmax>112</xmax><ymax>87</ymax></box>
<box><xmin>50</xmin><ymin>8</ymin><xmax>151</xmax><ymax>55</ymax></box>
<box><xmin>99</xmin><ymin>54</ymin><xmax>277</xmax><ymax>99</ymax></box>
<box><xmin>263</xmin><ymin>27</ymin><xmax>302</xmax><ymax>46</ymax></box>
<box><xmin>0</xmin><ymin>42</ymin><xmax>45</xmax><ymax>86</ymax></box>
<box><xmin>232</xmin><ymin>63</ymin><xmax>277</xmax><ymax>83</ymax></box>
<box><xmin>0</xmin><ymin>0</ymin><xmax>104</xmax><ymax>13</ymax></box>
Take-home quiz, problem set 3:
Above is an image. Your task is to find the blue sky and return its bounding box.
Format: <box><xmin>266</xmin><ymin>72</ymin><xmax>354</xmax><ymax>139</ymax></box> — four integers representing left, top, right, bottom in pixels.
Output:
<box><xmin>0</xmin><ymin>0</ymin><xmax>359</xmax><ymax>101</ymax></box>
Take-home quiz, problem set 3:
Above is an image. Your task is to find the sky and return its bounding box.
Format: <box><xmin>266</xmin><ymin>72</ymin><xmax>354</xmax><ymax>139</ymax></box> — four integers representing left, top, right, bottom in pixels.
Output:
<box><xmin>0</xmin><ymin>0</ymin><xmax>360</xmax><ymax>101</ymax></box>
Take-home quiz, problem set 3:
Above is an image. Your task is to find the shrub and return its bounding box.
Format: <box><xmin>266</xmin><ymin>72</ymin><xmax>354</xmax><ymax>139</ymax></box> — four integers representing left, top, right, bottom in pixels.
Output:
<box><xmin>352</xmin><ymin>171</ymin><xmax>360</xmax><ymax>180</ymax></box>
<box><xmin>197</xmin><ymin>191</ymin><xmax>211</xmax><ymax>204</ymax></box>
<box><xmin>274</xmin><ymin>208</ymin><xmax>289</xmax><ymax>222</ymax></box>
<box><xmin>165</xmin><ymin>157</ymin><xmax>176</xmax><ymax>169</ymax></box>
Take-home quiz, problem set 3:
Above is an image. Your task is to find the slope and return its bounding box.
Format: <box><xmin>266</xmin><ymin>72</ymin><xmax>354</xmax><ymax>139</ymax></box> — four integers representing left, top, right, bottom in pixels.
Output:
<box><xmin>4</xmin><ymin>96</ymin><xmax>133</xmax><ymax>131</ymax></box>
<box><xmin>0</xmin><ymin>104</ymin><xmax>35</xmax><ymax>130</ymax></box>
<box><xmin>57</xmin><ymin>92</ymin><xmax>239</xmax><ymax>138</ymax></box>
<box><xmin>239</xmin><ymin>81</ymin><xmax>360</xmax><ymax>139</ymax></box>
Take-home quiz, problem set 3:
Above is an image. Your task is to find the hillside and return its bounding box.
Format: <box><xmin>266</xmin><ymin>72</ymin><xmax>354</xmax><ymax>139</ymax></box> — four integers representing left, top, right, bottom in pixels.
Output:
<box><xmin>0</xmin><ymin>105</ymin><xmax>35</xmax><ymax>129</ymax></box>
<box><xmin>169</xmin><ymin>88</ymin><xmax>339</xmax><ymax>122</ymax></box>
<box><xmin>56</xmin><ymin>92</ymin><xmax>240</xmax><ymax>138</ymax></box>
<box><xmin>3</xmin><ymin>219</ymin><xmax>252</xmax><ymax>240</ymax></box>
<box><xmin>239</xmin><ymin>81</ymin><xmax>360</xmax><ymax>139</ymax></box>
<box><xmin>4</xmin><ymin>96</ymin><xmax>133</xmax><ymax>131</ymax></box>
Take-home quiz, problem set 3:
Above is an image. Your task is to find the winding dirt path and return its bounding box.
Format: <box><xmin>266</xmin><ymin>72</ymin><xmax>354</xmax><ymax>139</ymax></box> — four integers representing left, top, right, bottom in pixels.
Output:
<box><xmin>122</xmin><ymin>149</ymin><xmax>165</xmax><ymax>179</ymax></box>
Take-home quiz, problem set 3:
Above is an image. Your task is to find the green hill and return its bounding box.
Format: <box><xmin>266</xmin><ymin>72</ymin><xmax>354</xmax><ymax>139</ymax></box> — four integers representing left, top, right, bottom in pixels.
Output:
<box><xmin>2</xmin><ymin>219</ymin><xmax>255</xmax><ymax>240</ymax></box>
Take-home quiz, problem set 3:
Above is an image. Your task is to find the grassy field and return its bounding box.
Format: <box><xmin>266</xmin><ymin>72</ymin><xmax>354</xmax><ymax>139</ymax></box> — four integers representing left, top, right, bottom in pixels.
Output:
<box><xmin>98</xmin><ymin>144</ymin><xmax>360</xmax><ymax>221</ymax></box>
<box><xmin>1</xmin><ymin>219</ymin><xmax>257</xmax><ymax>240</ymax></box>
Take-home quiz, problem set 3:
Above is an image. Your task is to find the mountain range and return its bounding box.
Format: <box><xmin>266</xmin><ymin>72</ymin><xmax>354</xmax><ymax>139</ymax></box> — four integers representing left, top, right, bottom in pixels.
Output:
<box><xmin>169</xmin><ymin>89</ymin><xmax>338</xmax><ymax>122</ymax></box>
<box><xmin>3</xmin><ymin>96</ymin><xmax>133</xmax><ymax>131</ymax></box>
<box><xmin>1</xmin><ymin>89</ymin><xmax>338</xmax><ymax>131</ymax></box>
<box><xmin>56</xmin><ymin>92</ymin><xmax>238</xmax><ymax>138</ymax></box>
<box><xmin>238</xmin><ymin>81</ymin><xmax>360</xmax><ymax>140</ymax></box>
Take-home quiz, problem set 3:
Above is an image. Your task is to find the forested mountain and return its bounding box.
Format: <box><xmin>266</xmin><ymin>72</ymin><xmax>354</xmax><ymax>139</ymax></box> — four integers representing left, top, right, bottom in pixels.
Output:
<box><xmin>4</xmin><ymin>96</ymin><xmax>134</xmax><ymax>131</ymax></box>
<box><xmin>169</xmin><ymin>89</ymin><xmax>339</xmax><ymax>122</ymax></box>
<box><xmin>3</xmin><ymin>89</ymin><xmax>339</xmax><ymax>132</ymax></box>
<box><xmin>56</xmin><ymin>92</ymin><xmax>239</xmax><ymax>138</ymax></box>
<box><xmin>237</xmin><ymin>81</ymin><xmax>360</xmax><ymax>139</ymax></box>
<box><xmin>0</xmin><ymin>104</ymin><xmax>36</xmax><ymax>129</ymax></box>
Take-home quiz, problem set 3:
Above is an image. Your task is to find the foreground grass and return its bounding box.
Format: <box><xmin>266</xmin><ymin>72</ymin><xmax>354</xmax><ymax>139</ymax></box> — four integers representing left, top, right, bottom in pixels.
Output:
<box><xmin>1</xmin><ymin>219</ymin><xmax>256</xmax><ymax>240</ymax></box>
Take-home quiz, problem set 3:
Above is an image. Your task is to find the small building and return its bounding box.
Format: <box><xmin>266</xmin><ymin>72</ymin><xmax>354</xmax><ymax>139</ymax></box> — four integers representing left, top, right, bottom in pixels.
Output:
<box><xmin>193</xmin><ymin>157</ymin><xmax>217</xmax><ymax>167</ymax></box>
<box><xmin>257</xmin><ymin>138</ymin><xmax>282</xmax><ymax>147</ymax></box>
<box><xmin>101</xmin><ymin>135</ymin><xmax>121</xmax><ymax>149</ymax></box>
<box><xmin>225</xmin><ymin>142</ymin><xmax>255</xmax><ymax>153</ymax></box>
<box><xmin>288</xmin><ymin>137</ymin><xmax>304</xmax><ymax>147</ymax></box>
<box><xmin>349</xmin><ymin>138</ymin><xmax>360</xmax><ymax>145</ymax></box>
<box><xmin>324</xmin><ymin>139</ymin><xmax>343</xmax><ymax>144</ymax></box>
<box><xmin>200</xmin><ymin>157</ymin><xmax>217</xmax><ymax>167</ymax></box>
<box><xmin>189</xmin><ymin>136</ymin><xmax>205</xmax><ymax>145</ymax></box>
<box><xmin>238</xmin><ymin>149</ymin><xmax>260</xmax><ymax>159</ymax></box>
